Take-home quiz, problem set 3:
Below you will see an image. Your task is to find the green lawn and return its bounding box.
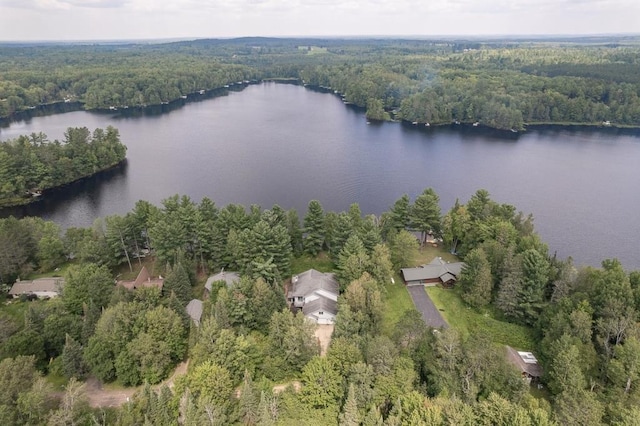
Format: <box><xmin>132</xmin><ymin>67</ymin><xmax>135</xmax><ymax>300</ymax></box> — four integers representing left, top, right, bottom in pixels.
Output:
<box><xmin>411</xmin><ymin>244</ymin><xmax>459</xmax><ymax>266</ymax></box>
<box><xmin>426</xmin><ymin>286</ymin><xmax>536</xmax><ymax>350</ymax></box>
<box><xmin>381</xmin><ymin>273</ymin><xmax>415</xmax><ymax>335</ymax></box>
<box><xmin>26</xmin><ymin>261</ymin><xmax>74</xmax><ymax>279</ymax></box>
<box><xmin>290</xmin><ymin>252</ymin><xmax>335</xmax><ymax>275</ymax></box>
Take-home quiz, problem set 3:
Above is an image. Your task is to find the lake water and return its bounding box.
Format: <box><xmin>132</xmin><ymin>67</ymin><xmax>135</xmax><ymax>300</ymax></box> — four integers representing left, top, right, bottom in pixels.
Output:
<box><xmin>1</xmin><ymin>82</ymin><xmax>639</xmax><ymax>270</ymax></box>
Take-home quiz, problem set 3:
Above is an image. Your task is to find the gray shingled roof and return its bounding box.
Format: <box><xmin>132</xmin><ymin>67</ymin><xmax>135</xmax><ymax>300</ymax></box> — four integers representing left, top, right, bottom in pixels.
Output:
<box><xmin>205</xmin><ymin>271</ymin><xmax>240</xmax><ymax>291</ymax></box>
<box><xmin>302</xmin><ymin>296</ymin><xmax>337</xmax><ymax>317</ymax></box>
<box><xmin>401</xmin><ymin>257</ymin><xmax>465</xmax><ymax>283</ymax></box>
<box><xmin>288</xmin><ymin>269</ymin><xmax>339</xmax><ymax>298</ymax></box>
<box><xmin>186</xmin><ymin>299</ymin><xmax>204</xmax><ymax>325</ymax></box>
<box><xmin>9</xmin><ymin>278</ymin><xmax>64</xmax><ymax>296</ymax></box>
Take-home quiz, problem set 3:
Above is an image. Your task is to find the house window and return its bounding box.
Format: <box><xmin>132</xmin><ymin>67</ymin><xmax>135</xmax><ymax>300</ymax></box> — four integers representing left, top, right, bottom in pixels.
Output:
<box><xmin>297</xmin><ymin>296</ymin><xmax>304</xmax><ymax>301</ymax></box>
<box><xmin>318</xmin><ymin>311</ymin><xmax>324</xmax><ymax>315</ymax></box>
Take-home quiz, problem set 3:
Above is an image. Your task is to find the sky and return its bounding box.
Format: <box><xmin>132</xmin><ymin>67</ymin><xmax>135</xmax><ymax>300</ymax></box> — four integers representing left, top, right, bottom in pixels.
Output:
<box><xmin>0</xmin><ymin>0</ymin><xmax>638</xmax><ymax>41</ymax></box>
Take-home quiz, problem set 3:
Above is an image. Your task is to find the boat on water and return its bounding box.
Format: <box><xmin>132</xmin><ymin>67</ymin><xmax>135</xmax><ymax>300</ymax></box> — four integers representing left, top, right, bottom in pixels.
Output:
<box><xmin>199</xmin><ymin>90</ymin><xmax>205</xmax><ymax>95</ymax></box>
<box><xmin>473</xmin><ymin>122</ymin><xmax>480</xmax><ymax>127</ymax></box>
<box><xmin>181</xmin><ymin>95</ymin><xmax>187</xmax><ymax>99</ymax></box>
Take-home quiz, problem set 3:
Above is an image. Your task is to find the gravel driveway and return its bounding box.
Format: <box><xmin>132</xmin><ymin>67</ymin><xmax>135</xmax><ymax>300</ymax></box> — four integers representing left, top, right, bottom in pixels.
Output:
<box><xmin>407</xmin><ymin>286</ymin><xmax>448</xmax><ymax>329</ymax></box>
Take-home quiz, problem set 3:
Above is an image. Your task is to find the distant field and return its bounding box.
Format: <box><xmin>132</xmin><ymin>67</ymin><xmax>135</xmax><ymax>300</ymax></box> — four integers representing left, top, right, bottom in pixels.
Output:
<box><xmin>297</xmin><ymin>45</ymin><xmax>328</xmax><ymax>54</ymax></box>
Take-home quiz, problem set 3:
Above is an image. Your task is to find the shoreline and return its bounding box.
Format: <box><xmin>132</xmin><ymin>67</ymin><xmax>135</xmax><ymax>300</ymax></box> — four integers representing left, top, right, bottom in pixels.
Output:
<box><xmin>2</xmin><ymin>81</ymin><xmax>640</xmax><ymax>134</ymax></box>
<box><xmin>0</xmin><ymin>159</ymin><xmax>128</xmax><ymax>209</ymax></box>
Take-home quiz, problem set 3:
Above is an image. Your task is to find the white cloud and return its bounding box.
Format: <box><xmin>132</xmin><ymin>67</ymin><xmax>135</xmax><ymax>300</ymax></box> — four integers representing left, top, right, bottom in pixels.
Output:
<box><xmin>1</xmin><ymin>0</ymin><xmax>638</xmax><ymax>40</ymax></box>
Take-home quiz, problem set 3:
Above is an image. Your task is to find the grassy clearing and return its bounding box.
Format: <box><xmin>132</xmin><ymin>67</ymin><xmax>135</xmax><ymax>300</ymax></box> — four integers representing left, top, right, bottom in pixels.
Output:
<box><xmin>382</xmin><ymin>273</ymin><xmax>415</xmax><ymax>335</ymax></box>
<box><xmin>45</xmin><ymin>371</ymin><xmax>68</xmax><ymax>390</ymax></box>
<box><xmin>290</xmin><ymin>252</ymin><xmax>335</xmax><ymax>275</ymax></box>
<box><xmin>26</xmin><ymin>261</ymin><xmax>74</xmax><ymax>279</ymax></box>
<box><xmin>1</xmin><ymin>298</ymin><xmax>46</xmax><ymax>323</ymax></box>
<box><xmin>411</xmin><ymin>244</ymin><xmax>459</xmax><ymax>265</ymax></box>
<box><xmin>426</xmin><ymin>286</ymin><xmax>536</xmax><ymax>350</ymax></box>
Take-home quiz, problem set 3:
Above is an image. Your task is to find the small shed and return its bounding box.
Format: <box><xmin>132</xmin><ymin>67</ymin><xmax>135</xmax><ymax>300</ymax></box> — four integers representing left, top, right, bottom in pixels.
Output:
<box><xmin>506</xmin><ymin>346</ymin><xmax>543</xmax><ymax>383</ymax></box>
<box><xmin>185</xmin><ymin>299</ymin><xmax>204</xmax><ymax>326</ymax></box>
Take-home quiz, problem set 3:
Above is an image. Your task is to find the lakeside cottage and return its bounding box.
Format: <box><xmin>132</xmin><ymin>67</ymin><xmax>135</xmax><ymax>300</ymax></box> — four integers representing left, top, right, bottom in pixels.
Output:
<box><xmin>506</xmin><ymin>346</ymin><xmax>543</xmax><ymax>384</ymax></box>
<box><xmin>400</xmin><ymin>257</ymin><xmax>465</xmax><ymax>287</ymax></box>
<box><xmin>117</xmin><ymin>266</ymin><xmax>163</xmax><ymax>291</ymax></box>
<box><xmin>8</xmin><ymin>277</ymin><xmax>64</xmax><ymax>299</ymax></box>
<box><xmin>287</xmin><ymin>269</ymin><xmax>339</xmax><ymax>324</ymax></box>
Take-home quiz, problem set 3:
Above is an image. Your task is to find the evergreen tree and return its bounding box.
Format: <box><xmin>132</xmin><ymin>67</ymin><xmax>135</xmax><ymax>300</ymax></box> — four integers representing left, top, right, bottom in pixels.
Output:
<box><xmin>336</xmin><ymin>235</ymin><xmax>370</xmax><ymax>289</ymax></box>
<box><xmin>162</xmin><ymin>262</ymin><xmax>192</xmax><ymax>304</ymax></box>
<box><xmin>409</xmin><ymin>188</ymin><xmax>442</xmax><ymax>244</ymax></box>
<box><xmin>339</xmin><ymin>383</ymin><xmax>360</xmax><ymax>426</ymax></box>
<box><xmin>387</xmin><ymin>194</ymin><xmax>411</xmax><ymax>235</ymax></box>
<box><xmin>61</xmin><ymin>335</ymin><xmax>88</xmax><ymax>380</ymax></box>
<box><xmin>496</xmin><ymin>249</ymin><xmax>523</xmax><ymax>318</ymax></box>
<box><xmin>286</xmin><ymin>209</ymin><xmax>303</xmax><ymax>256</ymax></box>
<box><xmin>239</xmin><ymin>371</ymin><xmax>259</xmax><ymax>425</ymax></box>
<box><xmin>459</xmin><ymin>248</ymin><xmax>493</xmax><ymax>308</ymax></box>
<box><xmin>303</xmin><ymin>200</ymin><xmax>325</xmax><ymax>256</ymax></box>
<box><xmin>257</xmin><ymin>391</ymin><xmax>277</xmax><ymax>426</ymax></box>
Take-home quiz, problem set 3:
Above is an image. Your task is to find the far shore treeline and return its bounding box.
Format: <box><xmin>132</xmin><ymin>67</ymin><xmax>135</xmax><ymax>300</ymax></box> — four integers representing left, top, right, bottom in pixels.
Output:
<box><xmin>0</xmin><ymin>126</ymin><xmax>127</xmax><ymax>207</ymax></box>
<box><xmin>1</xmin><ymin>189</ymin><xmax>640</xmax><ymax>424</ymax></box>
<box><xmin>1</xmin><ymin>37</ymin><xmax>640</xmax><ymax>130</ymax></box>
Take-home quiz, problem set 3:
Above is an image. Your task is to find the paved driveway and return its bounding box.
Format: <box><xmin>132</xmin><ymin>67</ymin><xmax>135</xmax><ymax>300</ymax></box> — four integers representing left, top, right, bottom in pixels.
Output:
<box><xmin>407</xmin><ymin>286</ymin><xmax>448</xmax><ymax>328</ymax></box>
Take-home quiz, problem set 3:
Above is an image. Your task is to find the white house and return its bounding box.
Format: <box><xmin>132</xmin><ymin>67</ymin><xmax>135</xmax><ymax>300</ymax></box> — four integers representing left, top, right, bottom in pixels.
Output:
<box><xmin>287</xmin><ymin>269</ymin><xmax>339</xmax><ymax>324</ymax></box>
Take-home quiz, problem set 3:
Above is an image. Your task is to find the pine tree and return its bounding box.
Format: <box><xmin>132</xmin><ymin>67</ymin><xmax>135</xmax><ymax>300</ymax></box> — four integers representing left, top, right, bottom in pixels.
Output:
<box><xmin>336</xmin><ymin>235</ymin><xmax>370</xmax><ymax>289</ymax></box>
<box><xmin>409</xmin><ymin>188</ymin><xmax>442</xmax><ymax>244</ymax></box>
<box><xmin>257</xmin><ymin>391</ymin><xmax>276</xmax><ymax>426</ymax></box>
<box><xmin>339</xmin><ymin>383</ymin><xmax>360</xmax><ymax>426</ymax></box>
<box><xmin>239</xmin><ymin>371</ymin><xmax>259</xmax><ymax>425</ymax></box>
<box><xmin>459</xmin><ymin>248</ymin><xmax>493</xmax><ymax>308</ymax></box>
<box><xmin>303</xmin><ymin>200</ymin><xmax>325</xmax><ymax>256</ymax></box>
<box><xmin>162</xmin><ymin>262</ymin><xmax>192</xmax><ymax>304</ymax></box>
<box><xmin>61</xmin><ymin>335</ymin><xmax>88</xmax><ymax>380</ymax></box>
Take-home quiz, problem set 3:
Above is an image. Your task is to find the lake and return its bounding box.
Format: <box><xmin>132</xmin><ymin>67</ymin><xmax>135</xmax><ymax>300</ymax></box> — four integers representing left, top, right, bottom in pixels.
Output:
<box><xmin>1</xmin><ymin>82</ymin><xmax>639</xmax><ymax>270</ymax></box>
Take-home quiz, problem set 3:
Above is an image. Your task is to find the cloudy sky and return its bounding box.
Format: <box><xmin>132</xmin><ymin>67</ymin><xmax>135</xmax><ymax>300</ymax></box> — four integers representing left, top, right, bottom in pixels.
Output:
<box><xmin>0</xmin><ymin>0</ymin><xmax>638</xmax><ymax>41</ymax></box>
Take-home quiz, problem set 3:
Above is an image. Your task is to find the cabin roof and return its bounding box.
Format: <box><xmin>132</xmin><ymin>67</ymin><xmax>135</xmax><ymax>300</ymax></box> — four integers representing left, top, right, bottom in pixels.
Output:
<box><xmin>205</xmin><ymin>271</ymin><xmax>240</xmax><ymax>291</ymax></box>
<box><xmin>9</xmin><ymin>277</ymin><xmax>64</xmax><ymax>295</ymax></box>
<box><xmin>186</xmin><ymin>299</ymin><xmax>204</xmax><ymax>325</ymax></box>
<box><xmin>506</xmin><ymin>346</ymin><xmax>543</xmax><ymax>378</ymax></box>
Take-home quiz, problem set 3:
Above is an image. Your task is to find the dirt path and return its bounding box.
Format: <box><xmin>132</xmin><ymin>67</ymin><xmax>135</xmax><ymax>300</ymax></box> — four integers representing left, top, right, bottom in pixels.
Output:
<box><xmin>315</xmin><ymin>324</ymin><xmax>334</xmax><ymax>356</ymax></box>
<box><xmin>85</xmin><ymin>361</ymin><xmax>189</xmax><ymax>408</ymax></box>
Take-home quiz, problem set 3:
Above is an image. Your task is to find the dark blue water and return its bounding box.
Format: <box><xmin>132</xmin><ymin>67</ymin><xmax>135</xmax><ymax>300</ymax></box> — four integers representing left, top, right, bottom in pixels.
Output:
<box><xmin>1</xmin><ymin>82</ymin><xmax>639</xmax><ymax>269</ymax></box>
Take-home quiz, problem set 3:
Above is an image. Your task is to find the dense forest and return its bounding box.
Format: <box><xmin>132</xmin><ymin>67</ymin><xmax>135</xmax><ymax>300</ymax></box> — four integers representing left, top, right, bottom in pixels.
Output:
<box><xmin>1</xmin><ymin>189</ymin><xmax>640</xmax><ymax>425</ymax></box>
<box><xmin>0</xmin><ymin>126</ymin><xmax>127</xmax><ymax>206</ymax></box>
<box><xmin>1</xmin><ymin>37</ymin><xmax>640</xmax><ymax>130</ymax></box>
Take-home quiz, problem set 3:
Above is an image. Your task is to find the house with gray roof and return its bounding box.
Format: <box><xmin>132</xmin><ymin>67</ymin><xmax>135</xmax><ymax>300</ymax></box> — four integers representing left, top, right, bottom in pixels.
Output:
<box><xmin>186</xmin><ymin>299</ymin><xmax>204</xmax><ymax>326</ymax></box>
<box><xmin>287</xmin><ymin>269</ymin><xmax>339</xmax><ymax>324</ymax></box>
<box><xmin>204</xmin><ymin>270</ymin><xmax>240</xmax><ymax>296</ymax></box>
<box><xmin>9</xmin><ymin>277</ymin><xmax>64</xmax><ymax>298</ymax></box>
<box><xmin>401</xmin><ymin>257</ymin><xmax>465</xmax><ymax>287</ymax></box>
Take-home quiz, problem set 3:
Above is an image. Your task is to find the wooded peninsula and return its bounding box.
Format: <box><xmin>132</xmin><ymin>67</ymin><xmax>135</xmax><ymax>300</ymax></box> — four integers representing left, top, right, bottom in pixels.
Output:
<box><xmin>1</xmin><ymin>36</ymin><xmax>640</xmax><ymax>130</ymax></box>
<box><xmin>0</xmin><ymin>126</ymin><xmax>127</xmax><ymax>207</ymax></box>
<box><xmin>1</xmin><ymin>189</ymin><xmax>639</xmax><ymax>425</ymax></box>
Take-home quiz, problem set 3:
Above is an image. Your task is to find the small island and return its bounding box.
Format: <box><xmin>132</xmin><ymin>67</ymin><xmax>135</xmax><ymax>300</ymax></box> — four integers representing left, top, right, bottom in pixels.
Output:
<box><xmin>0</xmin><ymin>126</ymin><xmax>127</xmax><ymax>207</ymax></box>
